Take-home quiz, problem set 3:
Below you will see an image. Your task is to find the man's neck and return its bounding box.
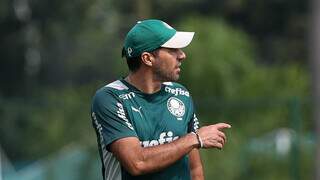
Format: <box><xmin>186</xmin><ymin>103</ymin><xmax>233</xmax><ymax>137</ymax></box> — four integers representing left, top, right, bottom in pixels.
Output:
<box><xmin>125</xmin><ymin>71</ymin><xmax>162</xmax><ymax>94</ymax></box>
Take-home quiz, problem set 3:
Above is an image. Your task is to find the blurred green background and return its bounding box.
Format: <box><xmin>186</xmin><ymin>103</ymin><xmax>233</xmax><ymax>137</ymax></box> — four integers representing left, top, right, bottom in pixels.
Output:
<box><xmin>0</xmin><ymin>0</ymin><xmax>315</xmax><ymax>179</ymax></box>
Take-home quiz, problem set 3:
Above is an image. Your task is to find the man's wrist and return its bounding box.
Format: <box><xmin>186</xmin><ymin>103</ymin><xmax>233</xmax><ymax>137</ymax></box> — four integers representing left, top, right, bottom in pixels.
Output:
<box><xmin>190</xmin><ymin>132</ymin><xmax>203</xmax><ymax>149</ymax></box>
<box><xmin>189</xmin><ymin>132</ymin><xmax>199</xmax><ymax>148</ymax></box>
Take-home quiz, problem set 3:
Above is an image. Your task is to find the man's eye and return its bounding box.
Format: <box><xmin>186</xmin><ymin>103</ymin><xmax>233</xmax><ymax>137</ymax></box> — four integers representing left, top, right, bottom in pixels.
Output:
<box><xmin>169</xmin><ymin>48</ymin><xmax>178</xmax><ymax>53</ymax></box>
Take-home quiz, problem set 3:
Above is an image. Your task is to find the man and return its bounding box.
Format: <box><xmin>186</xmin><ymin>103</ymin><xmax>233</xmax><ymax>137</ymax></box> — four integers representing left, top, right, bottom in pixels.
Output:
<box><xmin>91</xmin><ymin>19</ymin><xmax>231</xmax><ymax>180</ymax></box>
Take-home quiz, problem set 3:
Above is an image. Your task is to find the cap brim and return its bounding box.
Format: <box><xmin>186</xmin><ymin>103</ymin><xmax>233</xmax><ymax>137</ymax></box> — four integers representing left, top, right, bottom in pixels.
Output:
<box><xmin>161</xmin><ymin>31</ymin><xmax>194</xmax><ymax>49</ymax></box>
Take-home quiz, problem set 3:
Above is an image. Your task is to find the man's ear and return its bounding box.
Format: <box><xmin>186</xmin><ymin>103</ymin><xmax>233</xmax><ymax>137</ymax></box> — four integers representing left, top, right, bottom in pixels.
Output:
<box><xmin>140</xmin><ymin>52</ymin><xmax>154</xmax><ymax>67</ymax></box>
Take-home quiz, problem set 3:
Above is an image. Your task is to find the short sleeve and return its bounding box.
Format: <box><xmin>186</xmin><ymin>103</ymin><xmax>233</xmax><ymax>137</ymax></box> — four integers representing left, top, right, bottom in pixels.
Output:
<box><xmin>188</xmin><ymin>113</ymin><xmax>200</xmax><ymax>133</ymax></box>
<box><xmin>187</xmin><ymin>96</ymin><xmax>200</xmax><ymax>133</ymax></box>
<box><xmin>91</xmin><ymin>89</ymin><xmax>137</xmax><ymax>147</ymax></box>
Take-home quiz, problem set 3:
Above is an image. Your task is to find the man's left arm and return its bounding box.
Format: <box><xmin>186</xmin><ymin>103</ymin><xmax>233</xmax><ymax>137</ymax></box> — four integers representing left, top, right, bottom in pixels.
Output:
<box><xmin>187</xmin><ymin>96</ymin><xmax>204</xmax><ymax>180</ymax></box>
<box><xmin>189</xmin><ymin>148</ymin><xmax>204</xmax><ymax>180</ymax></box>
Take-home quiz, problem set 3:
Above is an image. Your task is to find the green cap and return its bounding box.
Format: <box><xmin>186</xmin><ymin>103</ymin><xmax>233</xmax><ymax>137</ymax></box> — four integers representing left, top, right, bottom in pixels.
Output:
<box><xmin>122</xmin><ymin>19</ymin><xmax>194</xmax><ymax>58</ymax></box>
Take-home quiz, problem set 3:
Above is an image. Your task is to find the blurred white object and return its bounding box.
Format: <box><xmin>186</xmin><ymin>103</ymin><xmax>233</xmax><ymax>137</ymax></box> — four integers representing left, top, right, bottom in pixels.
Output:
<box><xmin>275</xmin><ymin>128</ymin><xmax>293</xmax><ymax>156</ymax></box>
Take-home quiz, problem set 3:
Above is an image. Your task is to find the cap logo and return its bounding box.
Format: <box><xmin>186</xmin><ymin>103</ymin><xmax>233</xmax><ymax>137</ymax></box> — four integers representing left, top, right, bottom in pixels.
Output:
<box><xmin>162</xmin><ymin>22</ymin><xmax>173</xmax><ymax>30</ymax></box>
<box><xmin>127</xmin><ymin>47</ymin><xmax>133</xmax><ymax>57</ymax></box>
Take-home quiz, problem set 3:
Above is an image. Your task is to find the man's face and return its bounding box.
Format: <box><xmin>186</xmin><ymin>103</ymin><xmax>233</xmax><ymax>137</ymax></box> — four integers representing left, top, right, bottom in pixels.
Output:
<box><xmin>152</xmin><ymin>48</ymin><xmax>186</xmax><ymax>82</ymax></box>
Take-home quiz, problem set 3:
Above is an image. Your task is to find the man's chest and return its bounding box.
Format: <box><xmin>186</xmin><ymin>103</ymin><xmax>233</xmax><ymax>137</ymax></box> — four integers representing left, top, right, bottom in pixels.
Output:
<box><xmin>122</xmin><ymin>95</ymin><xmax>192</xmax><ymax>146</ymax></box>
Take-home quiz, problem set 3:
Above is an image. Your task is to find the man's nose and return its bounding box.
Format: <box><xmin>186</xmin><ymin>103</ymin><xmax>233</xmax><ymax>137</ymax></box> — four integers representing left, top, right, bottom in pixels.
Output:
<box><xmin>177</xmin><ymin>49</ymin><xmax>186</xmax><ymax>61</ymax></box>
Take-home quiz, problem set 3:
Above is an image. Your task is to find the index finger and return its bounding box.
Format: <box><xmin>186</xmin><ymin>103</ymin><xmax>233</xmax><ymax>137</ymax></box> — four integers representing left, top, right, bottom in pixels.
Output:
<box><xmin>213</xmin><ymin>123</ymin><xmax>231</xmax><ymax>130</ymax></box>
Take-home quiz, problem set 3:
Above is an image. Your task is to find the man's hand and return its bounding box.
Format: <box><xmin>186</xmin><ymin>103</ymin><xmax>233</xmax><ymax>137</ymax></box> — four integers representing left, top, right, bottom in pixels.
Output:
<box><xmin>197</xmin><ymin>123</ymin><xmax>231</xmax><ymax>149</ymax></box>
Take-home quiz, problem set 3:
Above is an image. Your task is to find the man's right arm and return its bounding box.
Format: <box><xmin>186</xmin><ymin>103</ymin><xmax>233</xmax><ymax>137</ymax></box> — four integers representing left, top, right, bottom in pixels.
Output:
<box><xmin>110</xmin><ymin>123</ymin><xmax>231</xmax><ymax>176</ymax></box>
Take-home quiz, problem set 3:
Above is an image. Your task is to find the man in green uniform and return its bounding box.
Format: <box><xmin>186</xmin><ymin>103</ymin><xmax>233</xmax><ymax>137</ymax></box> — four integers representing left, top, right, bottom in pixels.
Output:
<box><xmin>91</xmin><ymin>19</ymin><xmax>231</xmax><ymax>180</ymax></box>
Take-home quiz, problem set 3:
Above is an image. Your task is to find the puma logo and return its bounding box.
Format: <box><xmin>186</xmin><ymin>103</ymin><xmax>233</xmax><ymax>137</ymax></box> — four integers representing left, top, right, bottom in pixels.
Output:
<box><xmin>131</xmin><ymin>106</ymin><xmax>143</xmax><ymax>118</ymax></box>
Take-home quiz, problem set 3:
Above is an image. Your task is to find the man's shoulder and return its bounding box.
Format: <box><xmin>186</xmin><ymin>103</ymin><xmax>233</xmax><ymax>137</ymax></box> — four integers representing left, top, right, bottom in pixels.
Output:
<box><xmin>97</xmin><ymin>80</ymin><xmax>128</xmax><ymax>93</ymax></box>
<box><xmin>104</xmin><ymin>79</ymin><xmax>129</xmax><ymax>91</ymax></box>
<box><xmin>163</xmin><ymin>82</ymin><xmax>191</xmax><ymax>97</ymax></box>
<box><xmin>93</xmin><ymin>80</ymin><xmax>129</xmax><ymax>101</ymax></box>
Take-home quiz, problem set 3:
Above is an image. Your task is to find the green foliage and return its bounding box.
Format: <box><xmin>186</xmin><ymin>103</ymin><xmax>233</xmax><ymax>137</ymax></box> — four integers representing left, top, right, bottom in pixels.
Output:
<box><xmin>179</xmin><ymin>16</ymin><xmax>309</xmax><ymax>99</ymax></box>
<box><xmin>0</xmin><ymin>85</ymin><xmax>98</xmax><ymax>160</ymax></box>
<box><xmin>179</xmin><ymin>16</ymin><xmax>256</xmax><ymax>99</ymax></box>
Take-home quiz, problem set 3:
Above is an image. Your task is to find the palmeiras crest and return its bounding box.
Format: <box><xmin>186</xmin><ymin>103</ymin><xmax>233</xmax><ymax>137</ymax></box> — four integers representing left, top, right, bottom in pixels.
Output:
<box><xmin>167</xmin><ymin>97</ymin><xmax>185</xmax><ymax>119</ymax></box>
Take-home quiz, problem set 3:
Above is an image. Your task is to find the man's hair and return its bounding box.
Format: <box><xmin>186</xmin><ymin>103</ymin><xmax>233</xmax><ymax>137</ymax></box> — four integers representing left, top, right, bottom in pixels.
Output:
<box><xmin>126</xmin><ymin>56</ymin><xmax>142</xmax><ymax>72</ymax></box>
<box><xmin>124</xmin><ymin>48</ymin><xmax>160</xmax><ymax>73</ymax></box>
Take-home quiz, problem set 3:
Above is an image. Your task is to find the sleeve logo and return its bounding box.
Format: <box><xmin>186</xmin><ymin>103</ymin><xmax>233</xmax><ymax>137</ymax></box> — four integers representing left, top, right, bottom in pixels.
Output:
<box><xmin>167</xmin><ymin>97</ymin><xmax>185</xmax><ymax>120</ymax></box>
<box><xmin>116</xmin><ymin>102</ymin><xmax>134</xmax><ymax>130</ymax></box>
<box><xmin>193</xmin><ymin>114</ymin><xmax>200</xmax><ymax>131</ymax></box>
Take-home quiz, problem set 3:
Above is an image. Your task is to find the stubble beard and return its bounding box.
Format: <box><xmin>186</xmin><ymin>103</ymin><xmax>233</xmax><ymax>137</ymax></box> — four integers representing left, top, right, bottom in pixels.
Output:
<box><xmin>154</xmin><ymin>67</ymin><xmax>179</xmax><ymax>82</ymax></box>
